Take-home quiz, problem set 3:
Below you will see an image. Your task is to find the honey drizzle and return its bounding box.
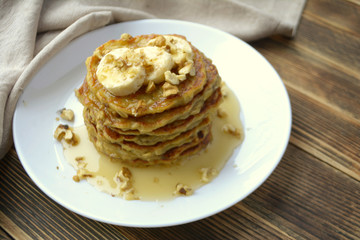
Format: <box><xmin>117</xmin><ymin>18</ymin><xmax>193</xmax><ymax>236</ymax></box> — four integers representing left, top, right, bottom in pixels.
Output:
<box><xmin>62</xmin><ymin>85</ymin><xmax>243</xmax><ymax>201</ymax></box>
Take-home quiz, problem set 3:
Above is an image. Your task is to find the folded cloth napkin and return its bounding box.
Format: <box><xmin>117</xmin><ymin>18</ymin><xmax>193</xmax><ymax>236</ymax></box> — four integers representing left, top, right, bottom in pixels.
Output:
<box><xmin>0</xmin><ymin>0</ymin><xmax>306</xmax><ymax>158</ymax></box>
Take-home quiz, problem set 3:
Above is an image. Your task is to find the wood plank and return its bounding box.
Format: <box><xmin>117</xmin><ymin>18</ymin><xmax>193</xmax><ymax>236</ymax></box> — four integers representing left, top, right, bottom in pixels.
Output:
<box><xmin>251</xmin><ymin>41</ymin><xmax>360</xmax><ymax>180</ymax></box>
<box><xmin>305</xmin><ymin>0</ymin><xmax>360</xmax><ymax>35</ymax></box>
<box><xmin>0</xmin><ymin>227</ymin><xmax>12</xmax><ymax>240</ymax></box>
<box><xmin>0</xmin><ymin>228</ymin><xmax>12</xmax><ymax>240</ymax></box>
<box><xmin>0</xmin><ymin>151</ymin><xmax>129</xmax><ymax>240</ymax></box>
<box><xmin>273</xmin><ymin>17</ymin><xmax>360</xmax><ymax>81</ymax></box>
<box><xmin>250</xmin><ymin>4</ymin><xmax>360</xmax><ymax>181</ymax></box>
<box><xmin>244</xmin><ymin>144</ymin><xmax>360</xmax><ymax>239</ymax></box>
<box><xmin>115</xmin><ymin>201</ymin><xmax>298</xmax><ymax>239</ymax></box>
<box><xmin>251</xmin><ymin>38</ymin><xmax>360</xmax><ymax>120</ymax></box>
<box><xmin>346</xmin><ymin>0</ymin><xmax>360</xmax><ymax>6</ymax></box>
<box><xmin>288</xmin><ymin>85</ymin><xmax>360</xmax><ymax>180</ymax></box>
<box><xmin>0</xmin><ymin>211</ymin><xmax>31</xmax><ymax>240</ymax></box>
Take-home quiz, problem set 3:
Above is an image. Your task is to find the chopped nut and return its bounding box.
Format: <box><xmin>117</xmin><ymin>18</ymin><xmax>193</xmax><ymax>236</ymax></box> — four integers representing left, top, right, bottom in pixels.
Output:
<box><xmin>118</xmin><ymin>111</ymin><xmax>128</xmax><ymax>118</ymax></box>
<box><xmin>221</xmin><ymin>84</ymin><xmax>228</xmax><ymax>98</ymax></box>
<box><xmin>114</xmin><ymin>167</ymin><xmax>138</xmax><ymax>200</ymax></box>
<box><xmin>75</xmin><ymin>156</ymin><xmax>87</xmax><ymax>169</ymax></box>
<box><xmin>164</xmin><ymin>71</ymin><xmax>186</xmax><ymax>85</ymax></box>
<box><xmin>199</xmin><ymin>168</ymin><xmax>218</xmax><ymax>183</ymax></box>
<box><xmin>147</xmin><ymin>35</ymin><xmax>166</xmax><ymax>47</ymax></box>
<box><xmin>178</xmin><ymin>61</ymin><xmax>194</xmax><ymax>75</ymax></box>
<box><xmin>177</xmin><ymin>74</ymin><xmax>186</xmax><ymax>81</ymax></box>
<box><xmin>75</xmin><ymin>156</ymin><xmax>84</xmax><ymax>161</ymax></box>
<box><xmin>115</xmin><ymin>167</ymin><xmax>132</xmax><ymax>191</ymax></box>
<box><xmin>143</xmin><ymin>63</ymin><xmax>154</xmax><ymax>74</ymax></box>
<box><xmin>120</xmin><ymin>167</ymin><xmax>132</xmax><ymax>179</ymax></box>
<box><xmin>77</xmin><ymin>161</ymin><xmax>87</xmax><ymax>169</ymax></box>
<box><xmin>120</xmin><ymin>33</ymin><xmax>132</xmax><ymax>41</ymax></box>
<box><xmin>135</xmin><ymin>100</ymin><xmax>144</xmax><ymax>111</ymax></box>
<box><xmin>54</xmin><ymin>124</ymin><xmax>79</xmax><ymax>146</ymax></box>
<box><xmin>174</xmin><ymin>183</ymin><xmax>193</xmax><ymax>196</ymax></box>
<box><xmin>76</xmin><ymin>169</ymin><xmax>93</xmax><ymax>180</ymax></box>
<box><xmin>146</xmin><ymin>98</ymin><xmax>154</xmax><ymax>105</ymax></box>
<box><xmin>64</xmin><ymin>129</ymin><xmax>73</xmax><ymax>140</ymax></box>
<box><xmin>162</xmin><ymin>82</ymin><xmax>179</xmax><ymax>97</ymax></box>
<box><xmin>60</xmin><ymin>108</ymin><xmax>74</xmax><ymax>121</ymax></box>
<box><xmin>189</xmin><ymin>65</ymin><xmax>196</xmax><ymax>76</ymax></box>
<box><xmin>114</xmin><ymin>58</ymin><xmax>125</xmax><ymax>68</ymax></box>
<box><xmin>164</xmin><ymin>71</ymin><xmax>179</xmax><ymax>85</ymax></box>
<box><xmin>123</xmin><ymin>189</ymin><xmax>138</xmax><ymax>201</ymax></box>
<box><xmin>217</xmin><ymin>108</ymin><xmax>227</xmax><ymax>118</ymax></box>
<box><xmin>146</xmin><ymin>81</ymin><xmax>156</xmax><ymax>93</ymax></box>
<box><xmin>222</xmin><ymin>123</ymin><xmax>242</xmax><ymax>138</ymax></box>
<box><xmin>73</xmin><ymin>175</ymin><xmax>80</xmax><ymax>182</ymax></box>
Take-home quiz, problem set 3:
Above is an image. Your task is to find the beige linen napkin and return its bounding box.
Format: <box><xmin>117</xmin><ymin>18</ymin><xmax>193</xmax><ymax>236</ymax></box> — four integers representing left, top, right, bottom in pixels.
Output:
<box><xmin>0</xmin><ymin>0</ymin><xmax>306</xmax><ymax>158</ymax></box>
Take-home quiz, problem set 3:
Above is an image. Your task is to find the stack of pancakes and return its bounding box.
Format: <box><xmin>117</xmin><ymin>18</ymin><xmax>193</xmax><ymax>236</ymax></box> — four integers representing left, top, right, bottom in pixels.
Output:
<box><xmin>76</xmin><ymin>34</ymin><xmax>222</xmax><ymax>166</ymax></box>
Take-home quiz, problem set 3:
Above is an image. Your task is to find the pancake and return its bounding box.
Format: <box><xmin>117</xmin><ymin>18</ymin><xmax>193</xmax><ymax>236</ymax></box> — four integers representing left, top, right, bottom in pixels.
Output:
<box><xmin>85</xmin><ymin>114</ymin><xmax>211</xmax><ymax>156</ymax></box>
<box><xmin>85</xmin><ymin>34</ymin><xmax>208</xmax><ymax>117</ymax></box>
<box><xmin>89</xmin><ymin>89</ymin><xmax>222</xmax><ymax>146</ymax></box>
<box><xmin>75</xmin><ymin>33</ymin><xmax>223</xmax><ymax>166</ymax></box>
<box><xmin>85</xmin><ymin>117</ymin><xmax>212</xmax><ymax>166</ymax></box>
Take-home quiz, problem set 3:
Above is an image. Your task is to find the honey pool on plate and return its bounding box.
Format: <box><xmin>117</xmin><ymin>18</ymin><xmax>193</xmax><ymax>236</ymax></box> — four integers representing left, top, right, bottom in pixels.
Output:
<box><xmin>60</xmin><ymin>85</ymin><xmax>243</xmax><ymax>201</ymax></box>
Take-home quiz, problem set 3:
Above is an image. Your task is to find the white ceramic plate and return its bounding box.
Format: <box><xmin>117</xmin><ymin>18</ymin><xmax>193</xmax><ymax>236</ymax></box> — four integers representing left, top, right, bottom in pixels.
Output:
<box><xmin>13</xmin><ymin>19</ymin><xmax>291</xmax><ymax>227</ymax></box>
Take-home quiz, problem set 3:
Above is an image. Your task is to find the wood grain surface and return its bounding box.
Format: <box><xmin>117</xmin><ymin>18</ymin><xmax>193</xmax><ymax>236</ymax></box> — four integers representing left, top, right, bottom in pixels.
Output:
<box><xmin>1</xmin><ymin>0</ymin><xmax>360</xmax><ymax>239</ymax></box>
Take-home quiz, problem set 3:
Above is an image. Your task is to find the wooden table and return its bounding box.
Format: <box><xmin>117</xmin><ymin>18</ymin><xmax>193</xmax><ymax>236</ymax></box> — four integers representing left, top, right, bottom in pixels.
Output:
<box><xmin>1</xmin><ymin>0</ymin><xmax>359</xmax><ymax>239</ymax></box>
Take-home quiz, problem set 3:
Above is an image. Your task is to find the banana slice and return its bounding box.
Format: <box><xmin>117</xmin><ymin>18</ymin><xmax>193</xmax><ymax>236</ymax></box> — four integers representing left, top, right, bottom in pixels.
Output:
<box><xmin>96</xmin><ymin>35</ymin><xmax>195</xmax><ymax>96</ymax></box>
<box><xmin>96</xmin><ymin>48</ymin><xmax>146</xmax><ymax>96</ymax></box>
<box><xmin>138</xmin><ymin>47</ymin><xmax>174</xmax><ymax>84</ymax></box>
<box><xmin>163</xmin><ymin>36</ymin><xmax>194</xmax><ymax>65</ymax></box>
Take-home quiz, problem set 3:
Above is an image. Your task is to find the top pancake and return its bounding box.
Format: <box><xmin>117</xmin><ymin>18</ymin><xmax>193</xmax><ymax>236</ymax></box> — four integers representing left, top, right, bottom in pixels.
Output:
<box><xmin>77</xmin><ymin>54</ymin><xmax>221</xmax><ymax>134</ymax></box>
<box><xmin>85</xmin><ymin>34</ymin><xmax>207</xmax><ymax>117</ymax></box>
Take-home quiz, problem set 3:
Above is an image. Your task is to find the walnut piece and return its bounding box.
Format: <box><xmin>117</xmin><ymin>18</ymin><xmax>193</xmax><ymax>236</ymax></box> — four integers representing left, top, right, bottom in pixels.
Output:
<box><xmin>147</xmin><ymin>35</ymin><xmax>166</xmax><ymax>47</ymax></box>
<box><xmin>76</xmin><ymin>168</ymin><xmax>93</xmax><ymax>181</ymax></box>
<box><xmin>146</xmin><ymin>81</ymin><xmax>156</xmax><ymax>93</ymax></box>
<box><xmin>199</xmin><ymin>167</ymin><xmax>218</xmax><ymax>183</ymax></box>
<box><xmin>60</xmin><ymin>108</ymin><xmax>74</xmax><ymax>121</ymax></box>
<box><xmin>222</xmin><ymin>123</ymin><xmax>242</xmax><ymax>138</ymax></box>
<box><xmin>174</xmin><ymin>183</ymin><xmax>193</xmax><ymax>196</ymax></box>
<box><xmin>118</xmin><ymin>110</ymin><xmax>128</xmax><ymax>118</ymax></box>
<box><xmin>178</xmin><ymin>61</ymin><xmax>195</xmax><ymax>76</ymax></box>
<box><xmin>217</xmin><ymin>108</ymin><xmax>227</xmax><ymax>118</ymax></box>
<box><xmin>75</xmin><ymin>156</ymin><xmax>87</xmax><ymax>169</ymax></box>
<box><xmin>115</xmin><ymin>167</ymin><xmax>138</xmax><ymax>200</ymax></box>
<box><xmin>162</xmin><ymin>82</ymin><xmax>179</xmax><ymax>97</ymax></box>
<box><xmin>221</xmin><ymin>84</ymin><xmax>228</xmax><ymax>98</ymax></box>
<box><xmin>164</xmin><ymin>71</ymin><xmax>186</xmax><ymax>85</ymax></box>
<box><xmin>135</xmin><ymin>99</ymin><xmax>144</xmax><ymax>111</ymax></box>
<box><xmin>120</xmin><ymin>33</ymin><xmax>132</xmax><ymax>41</ymax></box>
<box><xmin>72</xmin><ymin>175</ymin><xmax>80</xmax><ymax>182</ymax></box>
<box><xmin>75</xmin><ymin>156</ymin><xmax>84</xmax><ymax>161</ymax></box>
<box><xmin>54</xmin><ymin>124</ymin><xmax>79</xmax><ymax>146</ymax></box>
